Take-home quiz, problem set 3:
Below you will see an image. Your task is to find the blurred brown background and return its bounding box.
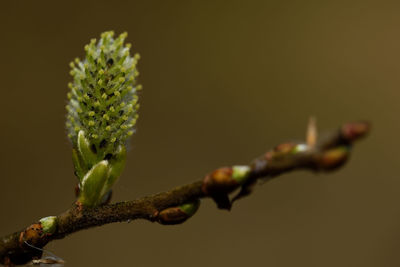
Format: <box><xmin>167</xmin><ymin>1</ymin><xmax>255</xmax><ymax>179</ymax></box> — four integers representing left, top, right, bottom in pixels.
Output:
<box><xmin>0</xmin><ymin>1</ymin><xmax>398</xmax><ymax>266</ymax></box>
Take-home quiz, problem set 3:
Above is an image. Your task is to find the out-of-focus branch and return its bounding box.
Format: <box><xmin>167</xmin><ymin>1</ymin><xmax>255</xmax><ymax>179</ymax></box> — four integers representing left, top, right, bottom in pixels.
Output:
<box><xmin>0</xmin><ymin>121</ymin><xmax>370</xmax><ymax>266</ymax></box>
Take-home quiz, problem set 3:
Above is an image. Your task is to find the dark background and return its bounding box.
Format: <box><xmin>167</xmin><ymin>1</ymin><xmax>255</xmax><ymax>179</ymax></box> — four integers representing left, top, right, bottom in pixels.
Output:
<box><xmin>0</xmin><ymin>1</ymin><xmax>398</xmax><ymax>266</ymax></box>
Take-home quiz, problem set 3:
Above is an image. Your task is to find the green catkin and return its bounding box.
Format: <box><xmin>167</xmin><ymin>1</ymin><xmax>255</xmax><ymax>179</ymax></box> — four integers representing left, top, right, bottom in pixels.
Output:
<box><xmin>66</xmin><ymin>31</ymin><xmax>141</xmax><ymax>207</ymax></box>
<box><xmin>66</xmin><ymin>31</ymin><xmax>141</xmax><ymax>159</ymax></box>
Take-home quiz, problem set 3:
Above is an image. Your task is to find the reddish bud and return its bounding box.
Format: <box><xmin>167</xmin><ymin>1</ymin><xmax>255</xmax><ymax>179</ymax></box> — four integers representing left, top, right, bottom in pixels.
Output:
<box><xmin>341</xmin><ymin>121</ymin><xmax>370</xmax><ymax>142</ymax></box>
<box><xmin>264</xmin><ymin>143</ymin><xmax>297</xmax><ymax>161</ymax></box>
<box><xmin>158</xmin><ymin>207</ymin><xmax>189</xmax><ymax>225</ymax></box>
<box><xmin>19</xmin><ymin>224</ymin><xmax>43</xmax><ymax>246</ymax></box>
<box><xmin>158</xmin><ymin>200</ymin><xmax>200</xmax><ymax>225</ymax></box>
<box><xmin>274</xmin><ymin>142</ymin><xmax>297</xmax><ymax>154</ymax></box>
<box><xmin>319</xmin><ymin>146</ymin><xmax>349</xmax><ymax>170</ymax></box>
<box><xmin>202</xmin><ymin>167</ymin><xmax>238</xmax><ymax>195</ymax></box>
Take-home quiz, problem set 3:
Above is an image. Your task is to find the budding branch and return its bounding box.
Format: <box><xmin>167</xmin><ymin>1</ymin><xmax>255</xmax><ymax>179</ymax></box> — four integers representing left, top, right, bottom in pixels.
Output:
<box><xmin>0</xmin><ymin>121</ymin><xmax>369</xmax><ymax>266</ymax></box>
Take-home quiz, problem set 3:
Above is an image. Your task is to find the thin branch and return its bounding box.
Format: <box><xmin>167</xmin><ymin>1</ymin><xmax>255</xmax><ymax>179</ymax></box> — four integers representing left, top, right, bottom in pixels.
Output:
<box><xmin>0</xmin><ymin>121</ymin><xmax>370</xmax><ymax>266</ymax></box>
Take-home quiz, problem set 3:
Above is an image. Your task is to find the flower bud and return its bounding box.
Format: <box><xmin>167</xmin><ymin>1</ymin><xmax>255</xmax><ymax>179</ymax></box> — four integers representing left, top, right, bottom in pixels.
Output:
<box><xmin>202</xmin><ymin>165</ymin><xmax>251</xmax><ymax>195</ymax></box>
<box><xmin>39</xmin><ymin>216</ymin><xmax>57</xmax><ymax>235</ymax></box>
<box><xmin>158</xmin><ymin>200</ymin><xmax>200</xmax><ymax>225</ymax></box>
<box><xmin>202</xmin><ymin>167</ymin><xmax>237</xmax><ymax>195</ymax></box>
<box><xmin>341</xmin><ymin>121</ymin><xmax>370</xmax><ymax>142</ymax></box>
<box><xmin>318</xmin><ymin>146</ymin><xmax>350</xmax><ymax>170</ymax></box>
